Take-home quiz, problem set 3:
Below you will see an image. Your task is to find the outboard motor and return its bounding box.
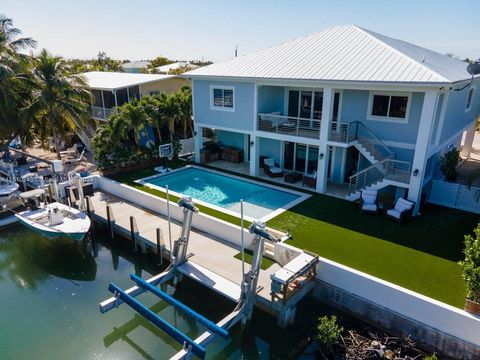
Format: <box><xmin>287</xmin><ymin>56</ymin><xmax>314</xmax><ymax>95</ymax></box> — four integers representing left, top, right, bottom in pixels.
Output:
<box><xmin>25</xmin><ymin>196</ymin><xmax>40</xmax><ymax>210</ymax></box>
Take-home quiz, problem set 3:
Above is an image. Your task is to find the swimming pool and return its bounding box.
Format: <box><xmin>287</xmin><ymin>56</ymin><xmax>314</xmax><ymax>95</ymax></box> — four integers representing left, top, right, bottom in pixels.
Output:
<box><xmin>138</xmin><ymin>167</ymin><xmax>308</xmax><ymax>221</ymax></box>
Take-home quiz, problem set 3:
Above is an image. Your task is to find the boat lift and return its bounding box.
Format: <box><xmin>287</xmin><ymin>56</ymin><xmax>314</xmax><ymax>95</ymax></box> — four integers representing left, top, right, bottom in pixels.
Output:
<box><xmin>99</xmin><ymin>196</ymin><xmax>282</xmax><ymax>359</ymax></box>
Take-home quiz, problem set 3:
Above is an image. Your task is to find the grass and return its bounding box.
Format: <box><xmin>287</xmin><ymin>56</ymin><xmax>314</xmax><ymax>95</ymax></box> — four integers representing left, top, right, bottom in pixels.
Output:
<box><xmin>234</xmin><ymin>250</ymin><xmax>275</xmax><ymax>270</ymax></box>
<box><xmin>108</xmin><ymin>163</ymin><xmax>478</xmax><ymax>308</ymax></box>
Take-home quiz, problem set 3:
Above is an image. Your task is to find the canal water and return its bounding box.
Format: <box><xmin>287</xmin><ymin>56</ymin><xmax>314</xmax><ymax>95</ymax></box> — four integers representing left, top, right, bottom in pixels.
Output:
<box><xmin>0</xmin><ymin>225</ymin><xmax>325</xmax><ymax>359</ymax></box>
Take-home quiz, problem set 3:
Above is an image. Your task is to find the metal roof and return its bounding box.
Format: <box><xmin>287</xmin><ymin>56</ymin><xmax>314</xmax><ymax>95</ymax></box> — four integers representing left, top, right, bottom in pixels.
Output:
<box><xmin>156</xmin><ymin>62</ymin><xmax>199</xmax><ymax>73</ymax></box>
<box><xmin>80</xmin><ymin>71</ymin><xmax>176</xmax><ymax>90</ymax></box>
<box><xmin>122</xmin><ymin>60</ymin><xmax>151</xmax><ymax>69</ymax></box>
<box><xmin>185</xmin><ymin>25</ymin><xmax>472</xmax><ymax>84</ymax></box>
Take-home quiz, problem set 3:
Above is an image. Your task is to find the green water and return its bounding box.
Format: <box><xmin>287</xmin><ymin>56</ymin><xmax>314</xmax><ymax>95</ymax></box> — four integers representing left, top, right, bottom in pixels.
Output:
<box><xmin>0</xmin><ymin>225</ymin><xmax>318</xmax><ymax>359</ymax></box>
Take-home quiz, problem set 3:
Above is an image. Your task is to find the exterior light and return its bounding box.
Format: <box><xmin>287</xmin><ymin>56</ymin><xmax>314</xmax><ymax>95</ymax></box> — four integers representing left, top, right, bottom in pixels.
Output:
<box><xmin>249</xmin><ymin>141</ymin><xmax>254</xmax><ymax>147</ymax></box>
<box><xmin>319</xmin><ymin>153</ymin><xmax>324</xmax><ymax>160</ymax></box>
<box><xmin>413</xmin><ymin>169</ymin><xmax>419</xmax><ymax>177</ymax></box>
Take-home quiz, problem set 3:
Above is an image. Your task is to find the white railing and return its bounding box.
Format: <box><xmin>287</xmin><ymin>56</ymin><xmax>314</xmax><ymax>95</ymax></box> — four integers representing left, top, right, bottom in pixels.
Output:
<box><xmin>330</xmin><ymin>121</ymin><xmax>393</xmax><ymax>162</ymax></box>
<box><xmin>349</xmin><ymin>158</ymin><xmax>411</xmax><ymax>195</ymax></box>
<box><xmin>258</xmin><ymin>113</ymin><xmax>321</xmax><ymax>139</ymax></box>
<box><xmin>91</xmin><ymin>106</ymin><xmax>113</xmax><ymax>121</ymax></box>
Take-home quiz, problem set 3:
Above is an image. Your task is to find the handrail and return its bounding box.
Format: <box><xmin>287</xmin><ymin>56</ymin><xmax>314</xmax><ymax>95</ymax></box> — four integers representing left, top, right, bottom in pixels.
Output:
<box><xmin>258</xmin><ymin>113</ymin><xmax>321</xmax><ymax>139</ymax></box>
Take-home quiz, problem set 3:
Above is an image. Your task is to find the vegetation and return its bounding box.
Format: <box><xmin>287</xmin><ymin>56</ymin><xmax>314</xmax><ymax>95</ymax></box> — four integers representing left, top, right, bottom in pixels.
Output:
<box><xmin>440</xmin><ymin>148</ymin><xmax>461</xmax><ymax>182</ymax></box>
<box><xmin>91</xmin><ymin>86</ymin><xmax>192</xmax><ymax>169</ymax></box>
<box><xmin>459</xmin><ymin>223</ymin><xmax>480</xmax><ymax>303</ymax></box>
<box><xmin>65</xmin><ymin>51</ymin><xmax>124</xmax><ymax>74</ymax></box>
<box><xmin>316</xmin><ymin>315</ymin><xmax>343</xmax><ymax>357</ymax></box>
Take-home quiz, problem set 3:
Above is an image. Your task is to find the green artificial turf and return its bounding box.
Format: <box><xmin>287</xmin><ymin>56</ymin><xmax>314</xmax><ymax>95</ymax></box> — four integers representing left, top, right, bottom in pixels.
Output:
<box><xmin>234</xmin><ymin>250</ymin><xmax>275</xmax><ymax>270</ymax></box>
<box><xmin>109</xmin><ymin>163</ymin><xmax>478</xmax><ymax>308</ymax></box>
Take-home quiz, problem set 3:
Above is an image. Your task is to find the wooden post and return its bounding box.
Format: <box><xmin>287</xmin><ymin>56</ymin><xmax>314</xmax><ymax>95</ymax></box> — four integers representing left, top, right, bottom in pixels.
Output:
<box><xmin>130</xmin><ymin>216</ymin><xmax>137</xmax><ymax>253</ymax></box>
<box><xmin>106</xmin><ymin>205</ymin><xmax>114</xmax><ymax>240</ymax></box>
<box><xmin>48</xmin><ymin>185</ymin><xmax>53</xmax><ymax>204</ymax></box>
<box><xmin>156</xmin><ymin>228</ymin><xmax>163</xmax><ymax>266</ymax></box>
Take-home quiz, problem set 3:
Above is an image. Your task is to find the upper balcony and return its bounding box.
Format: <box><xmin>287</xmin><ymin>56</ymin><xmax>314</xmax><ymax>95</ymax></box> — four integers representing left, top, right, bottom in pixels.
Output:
<box><xmin>91</xmin><ymin>106</ymin><xmax>113</xmax><ymax>121</ymax></box>
<box><xmin>257</xmin><ymin>113</ymin><xmax>321</xmax><ymax>139</ymax></box>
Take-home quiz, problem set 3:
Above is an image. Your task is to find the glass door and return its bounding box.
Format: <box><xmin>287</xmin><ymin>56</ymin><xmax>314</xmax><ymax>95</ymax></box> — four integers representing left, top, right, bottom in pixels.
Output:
<box><xmin>307</xmin><ymin>146</ymin><xmax>319</xmax><ymax>174</ymax></box>
<box><xmin>283</xmin><ymin>142</ymin><xmax>295</xmax><ymax>170</ymax></box>
<box><xmin>295</xmin><ymin>144</ymin><xmax>307</xmax><ymax>173</ymax></box>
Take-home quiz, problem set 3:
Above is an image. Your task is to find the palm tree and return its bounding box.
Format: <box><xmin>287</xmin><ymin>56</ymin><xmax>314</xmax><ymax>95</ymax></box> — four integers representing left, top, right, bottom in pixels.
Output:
<box><xmin>27</xmin><ymin>49</ymin><xmax>92</xmax><ymax>159</ymax></box>
<box><xmin>140</xmin><ymin>96</ymin><xmax>165</xmax><ymax>144</ymax></box>
<box><xmin>117</xmin><ymin>101</ymin><xmax>151</xmax><ymax>150</ymax></box>
<box><xmin>177</xmin><ymin>86</ymin><xmax>193</xmax><ymax>139</ymax></box>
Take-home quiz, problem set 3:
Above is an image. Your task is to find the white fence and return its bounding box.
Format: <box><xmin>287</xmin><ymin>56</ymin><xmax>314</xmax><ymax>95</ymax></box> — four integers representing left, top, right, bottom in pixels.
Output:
<box><xmin>428</xmin><ymin>180</ymin><xmax>480</xmax><ymax>214</ymax></box>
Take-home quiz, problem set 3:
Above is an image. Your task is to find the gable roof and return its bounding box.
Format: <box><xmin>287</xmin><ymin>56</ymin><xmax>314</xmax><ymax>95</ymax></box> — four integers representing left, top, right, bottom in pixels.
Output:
<box><xmin>80</xmin><ymin>71</ymin><xmax>176</xmax><ymax>90</ymax></box>
<box><xmin>122</xmin><ymin>61</ymin><xmax>151</xmax><ymax>69</ymax></box>
<box><xmin>185</xmin><ymin>25</ymin><xmax>472</xmax><ymax>84</ymax></box>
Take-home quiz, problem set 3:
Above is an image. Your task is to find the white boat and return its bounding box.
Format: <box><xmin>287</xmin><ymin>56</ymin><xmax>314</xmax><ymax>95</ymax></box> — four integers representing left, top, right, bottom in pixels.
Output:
<box><xmin>0</xmin><ymin>182</ymin><xmax>20</xmax><ymax>205</ymax></box>
<box><xmin>15</xmin><ymin>189</ymin><xmax>91</xmax><ymax>241</ymax></box>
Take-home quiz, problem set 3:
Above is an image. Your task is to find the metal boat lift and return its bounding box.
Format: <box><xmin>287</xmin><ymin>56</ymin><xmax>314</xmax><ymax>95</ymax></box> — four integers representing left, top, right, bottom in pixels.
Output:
<box><xmin>99</xmin><ymin>196</ymin><xmax>280</xmax><ymax>359</ymax></box>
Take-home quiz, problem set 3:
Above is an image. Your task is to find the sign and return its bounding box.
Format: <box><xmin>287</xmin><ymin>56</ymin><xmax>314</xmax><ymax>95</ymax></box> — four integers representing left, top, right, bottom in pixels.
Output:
<box><xmin>159</xmin><ymin>143</ymin><xmax>173</xmax><ymax>158</ymax></box>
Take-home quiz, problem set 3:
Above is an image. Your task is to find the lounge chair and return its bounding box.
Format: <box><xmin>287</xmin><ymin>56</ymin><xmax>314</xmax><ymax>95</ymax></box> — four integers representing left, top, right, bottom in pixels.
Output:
<box><xmin>60</xmin><ymin>143</ymin><xmax>78</xmax><ymax>158</ymax></box>
<box><xmin>263</xmin><ymin>158</ymin><xmax>283</xmax><ymax>178</ymax></box>
<box><xmin>359</xmin><ymin>190</ymin><xmax>378</xmax><ymax>215</ymax></box>
<box><xmin>302</xmin><ymin>172</ymin><xmax>316</xmax><ymax>188</ymax></box>
<box><xmin>385</xmin><ymin>197</ymin><xmax>415</xmax><ymax>223</ymax></box>
<box><xmin>64</xmin><ymin>148</ymin><xmax>86</xmax><ymax>165</ymax></box>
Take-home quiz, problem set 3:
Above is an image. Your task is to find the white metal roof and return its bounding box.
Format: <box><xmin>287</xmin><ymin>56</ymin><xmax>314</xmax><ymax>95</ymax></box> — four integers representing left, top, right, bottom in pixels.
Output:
<box><xmin>185</xmin><ymin>25</ymin><xmax>473</xmax><ymax>84</ymax></box>
<box><xmin>80</xmin><ymin>71</ymin><xmax>176</xmax><ymax>90</ymax></box>
<box><xmin>122</xmin><ymin>60</ymin><xmax>151</xmax><ymax>69</ymax></box>
<box><xmin>156</xmin><ymin>61</ymin><xmax>199</xmax><ymax>73</ymax></box>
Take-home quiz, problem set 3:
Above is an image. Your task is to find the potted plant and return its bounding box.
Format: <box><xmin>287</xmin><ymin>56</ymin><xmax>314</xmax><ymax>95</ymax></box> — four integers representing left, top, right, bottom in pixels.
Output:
<box><xmin>459</xmin><ymin>223</ymin><xmax>480</xmax><ymax>314</ymax></box>
<box><xmin>439</xmin><ymin>148</ymin><xmax>460</xmax><ymax>182</ymax></box>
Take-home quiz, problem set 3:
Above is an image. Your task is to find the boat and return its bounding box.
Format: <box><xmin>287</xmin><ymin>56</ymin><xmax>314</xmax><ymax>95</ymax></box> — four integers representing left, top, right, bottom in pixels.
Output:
<box><xmin>14</xmin><ymin>189</ymin><xmax>91</xmax><ymax>241</ymax></box>
<box><xmin>0</xmin><ymin>181</ymin><xmax>20</xmax><ymax>206</ymax></box>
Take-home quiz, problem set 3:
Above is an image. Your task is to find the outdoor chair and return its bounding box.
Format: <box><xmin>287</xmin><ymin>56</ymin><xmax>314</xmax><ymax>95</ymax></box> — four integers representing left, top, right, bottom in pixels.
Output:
<box><xmin>302</xmin><ymin>172</ymin><xmax>317</xmax><ymax>188</ymax></box>
<box><xmin>263</xmin><ymin>158</ymin><xmax>283</xmax><ymax>178</ymax></box>
<box><xmin>64</xmin><ymin>148</ymin><xmax>86</xmax><ymax>165</ymax></box>
<box><xmin>359</xmin><ymin>190</ymin><xmax>378</xmax><ymax>215</ymax></box>
<box><xmin>60</xmin><ymin>143</ymin><xmax>78</xmax><ymax>158</ymax></box>
<box><xmin>385</xmin><ymin>197</ymin><xmax>415</xmax><ymax>223</ymax></box>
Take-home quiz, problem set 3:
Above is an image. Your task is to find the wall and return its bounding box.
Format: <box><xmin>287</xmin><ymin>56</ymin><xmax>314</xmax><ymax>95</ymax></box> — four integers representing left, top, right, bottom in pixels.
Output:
<box><xmin>330</xmin><ymin>147</ymin><xmax>345</xmax><ymax>183</ymax></box>
<box><xmin>440</xmin><ymin>79</ymin><xmax>480</xmax><ymax>145</ymax></box>
<box><xmin>217</xmin><ymin>130</ymin><xmax>245</xmax><ymax>149</ymax></box>
<box><xmin>340</xmin><ymin>90</ymin><xmax>423</xmax><ymax>145</ymax></box>
<box><xmin>430</xmin><ymin>93</ymin><xmax>444</xmax><ymax>146</ymax></box>
<box><xmin>140</xmin><ymin>77</ymin><xmax>190</xmax><ymax>96</ymax></box>
<box><xmin>428</xmin><ymin>179</ymin><xmax>480</xmax><ymax>214</ymax></box>
<box><xmin>193</xmin><ymin>79</ymin><xmax>255</xmax><ymax>131</ymax></box>
<box><xmin>257</xmin><ymin>85</ymin><xmax>285</xmax><ymax>114</ymax></box>
<box><xmin>259</xmin><ymin>137</ymin><xmax>282</xmax><ymax>163</ymax></box>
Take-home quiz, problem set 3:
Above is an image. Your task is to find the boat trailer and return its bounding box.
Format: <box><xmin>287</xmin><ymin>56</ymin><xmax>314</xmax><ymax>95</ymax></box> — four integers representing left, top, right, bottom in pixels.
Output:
<box><xmin>99</xmin><ymin>196</ymin><xmax>284</xmax><ymax>359</ymax></box>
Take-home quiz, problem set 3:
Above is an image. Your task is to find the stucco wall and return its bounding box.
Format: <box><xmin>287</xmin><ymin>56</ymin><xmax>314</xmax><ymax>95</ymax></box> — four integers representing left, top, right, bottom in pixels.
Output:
<box><xmin>217</xmin><ymin>130</ymin><xmax>245</xmax><ymax>149</ymax></box>
<box><xmin>258</xmin><ymin>85</ymin><xmax>285</xmax><ymax>114</ymax></box>
<box><xmin>140</xmin><ymin>77</ymin><xmax>190</xmax><ymax>96</ymax></box>
<box><xmin>259</xmin><ymin>137</ymin><xmax>282</xmax><ymax>163</ymax></box>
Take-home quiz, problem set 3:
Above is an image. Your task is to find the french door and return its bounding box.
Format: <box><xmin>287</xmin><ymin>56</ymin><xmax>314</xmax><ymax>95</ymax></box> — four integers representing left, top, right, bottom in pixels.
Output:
<box><xmin>283</xmin><ymin>141</ymin><xmax>319</xmax><ymax>175</ymax></box>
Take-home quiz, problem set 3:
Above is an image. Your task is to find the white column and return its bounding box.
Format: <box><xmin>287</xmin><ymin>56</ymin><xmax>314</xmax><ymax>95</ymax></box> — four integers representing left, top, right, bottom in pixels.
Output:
<box><xmin>249</xmin><ymin>136</ymin><xmax>259</xmax><ymax>176</ymax></box>
<box><xmin>461</xmin><ymin>122</ymin><xmax>477</xmax><ymax>158</ymax></box>
<box><xmin>316</xmin><ymin>87</ymin><xmax>334</xmax><ymax>193</ymax></box>
<box><xmin>408</xmin><ymin>90</ymin><xmax>438</xmax><ymax>215</ymax></box>
<box><xmin>194</xmin><ymin>125</ymin><xmax>203</xmax><ymax>163</ymax></box>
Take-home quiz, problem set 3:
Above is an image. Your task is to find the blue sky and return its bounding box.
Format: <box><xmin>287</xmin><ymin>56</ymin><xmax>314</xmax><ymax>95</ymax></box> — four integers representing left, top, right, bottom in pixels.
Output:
<box><xmin>3</xmin><ymin>0</ymin><xmax>479</xmax><ymax>62</ymax></box>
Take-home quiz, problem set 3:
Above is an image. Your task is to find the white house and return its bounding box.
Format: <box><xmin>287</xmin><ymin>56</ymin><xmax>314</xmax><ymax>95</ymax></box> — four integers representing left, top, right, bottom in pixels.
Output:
<box><xmin>185</xmin><ymin>25</ymin><xmax>480</xmax><ymax>214</ymax></box>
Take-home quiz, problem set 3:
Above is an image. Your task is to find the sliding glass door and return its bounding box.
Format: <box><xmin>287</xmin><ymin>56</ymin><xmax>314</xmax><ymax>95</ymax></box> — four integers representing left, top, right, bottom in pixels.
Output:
<box><xmin>295</xmin><ymin>144</ymin><xmax>307</xmax><ymax>172</ymax></box>
<box><xmin>288</xmin><ymin>90</ymin><xmax>323</xmax><ymax>119</ymax></box>
<box><xmin>283</xmin><ymin>142</ymin><xmax>319</xmax><ymax>174</ymax></box>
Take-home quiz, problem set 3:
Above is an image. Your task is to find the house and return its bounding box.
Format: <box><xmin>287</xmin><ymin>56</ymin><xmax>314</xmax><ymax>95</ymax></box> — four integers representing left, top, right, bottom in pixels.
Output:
<box><xmin>185</xmin><ymin>25</ymin><xmax>480</xmax><ymax>214</ymax></box>
<box><xmin>122</xmin><ymin>60</ymin><xmax>151</xmax><ymax>73</ymax></box>
<box><xmin>156</xmin><ymin>61</ymin><xmax>199</xmax><ymax>74</ymax></box>
<box><xmin>81</xmin><ymin>71</ymin><xmax>190</xmax><ymax>122</ymax></box>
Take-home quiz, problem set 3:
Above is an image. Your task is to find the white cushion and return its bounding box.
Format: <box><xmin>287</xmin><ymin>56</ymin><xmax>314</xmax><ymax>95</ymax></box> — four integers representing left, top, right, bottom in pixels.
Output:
<box><xmin>362</xmin><ymin>193</ymin><xmax>377</xmax><ymax>204</ymax></box>
<box><xmin>270</xmin><ymin>167</ymin><xmax>282</xmax><ymax>174</ymax></box>
<box><xmin>387</xmin><ymin>209</ymin><xmax>401</xmax><ymax>219</ymax></box>
<box><xmin>362</xmin><ymin>203</ymin><xmax>377</xmax><ymax>212</ymax></box>
<box><xmin>397</xmin><ymin>198</ymin><xmax>413</xmax><ymax>209</ymax></box>
<box><xmin>312</xmin><ymin>170</ymin><xmax>317</xmax><ymax>179</ymax></box>
<box><xmin>264</xmin><ymin>158</ymin><xmax>275</xmax><ymax>167</ymax></box>
<box><xmin>394</xmin><ymin>203</ymin><xmax>410</xmax><ymax>213</ymax></box>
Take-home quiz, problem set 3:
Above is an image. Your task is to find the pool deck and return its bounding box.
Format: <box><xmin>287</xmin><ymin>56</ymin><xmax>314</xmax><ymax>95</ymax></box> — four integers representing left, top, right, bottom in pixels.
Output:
<box><xmin>89</xmin><ymin>190</ymin><xmax>283</xmax><ymax>310</ymax></box>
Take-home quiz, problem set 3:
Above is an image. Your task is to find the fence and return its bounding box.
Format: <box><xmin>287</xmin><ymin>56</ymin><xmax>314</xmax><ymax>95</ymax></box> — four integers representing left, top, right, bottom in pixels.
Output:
<box><xmin>428</xmin><ymin>179</ymin><xmax>480</xmax><ymax>214</ymax></box>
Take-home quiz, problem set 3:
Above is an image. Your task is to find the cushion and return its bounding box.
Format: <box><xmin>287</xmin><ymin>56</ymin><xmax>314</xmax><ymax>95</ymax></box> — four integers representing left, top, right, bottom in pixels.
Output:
<box><xmin>264</xmin><ymin>158</ymin><xmax>275</xmax><ymax>167</ymax></box>
<box><xmin>312</xmin><ymin>170</ymin><xmax>317</xmax><ymax>179</ymax></box>
<box><xmin>362</xmin><ymin>192</ymin><xmax>377</xmax><ymax>204</ymax></box>
<box><xmin>362</xmin><ymin>203</ymin><xmax>377</xmax><ymax>212</ymax></box>
<box><xmin>394</xmin><ymin>203</ymin><xmax>410</xmax><ymax>213</ymax></box>
<box><xmin>397</xmin><ymin>198</ymin><xmax>414</xmax><ymax>209</ymax></box>
<box><xmin>270</xmin><ymin>167</ymin><xmax>282</xmax><ymax>174</ymax></box>
<box><xmin>387</xmin><ymin>209</ymin><xmax>401</xmax><ymax>219</ymax></box>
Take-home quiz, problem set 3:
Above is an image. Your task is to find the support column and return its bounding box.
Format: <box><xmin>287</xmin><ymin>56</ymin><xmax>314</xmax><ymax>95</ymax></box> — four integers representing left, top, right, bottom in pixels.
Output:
<box><xmin>408</xmin><ymin>90</ymin><xmax>438</xmax><ymax>215</ymax></box>
<box><xmin>316</xmin><ymin>87</ymin><xmax>334</xmax><ymax>193</ymax></box>
<box><xmin>461</xmin><ymin>122</ymin><xmax>477</xmax><ymax>158</ymax></box>
<box><xmin>194</xmin><ymin>125</ymin><xmax>203</xmax><ymax>163</ymax></box>
<box><xmin>249</xmin><ymin>136</ymin><xmax>259</xmax><ymax>176</ymax></box>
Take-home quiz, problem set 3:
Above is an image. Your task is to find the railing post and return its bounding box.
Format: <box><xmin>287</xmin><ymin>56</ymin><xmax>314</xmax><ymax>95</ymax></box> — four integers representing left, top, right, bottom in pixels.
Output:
<box><xmin>106</xmin><ymin>205</ymin><xmax>115</xmax><ymax>240</ymax></box>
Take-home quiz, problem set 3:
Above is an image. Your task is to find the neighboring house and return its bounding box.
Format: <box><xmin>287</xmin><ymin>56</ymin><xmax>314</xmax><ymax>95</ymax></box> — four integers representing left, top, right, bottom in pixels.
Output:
<box><xmin>185</xmin><ymin>25</ymin><xmax>480</xmax><ymax>214</ymax></box>
<box><xmin>122</xmin><ymin>60</ymin><xmax>151</xmax><ymax>73</ymax></box>
<box><xmin>156</xmin><ymin>61</ymin><xmax>199</xmax><ymax>74</ymax></box>
<box><xmin>81</xmin><ymin>71</ymin><xmax>190</xmax><ymax>122</ymax></box>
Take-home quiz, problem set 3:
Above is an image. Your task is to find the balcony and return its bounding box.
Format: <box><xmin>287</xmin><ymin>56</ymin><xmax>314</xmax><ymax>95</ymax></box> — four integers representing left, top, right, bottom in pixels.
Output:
<box><xmin>91</xmin><ymin>106</ymin><xmax>113</xmax><ymax>121</ymax></box>
<box><xmin>257</xmin><ymin>113</ymin><xmax>320</xmax><ymax>139</ymax></box>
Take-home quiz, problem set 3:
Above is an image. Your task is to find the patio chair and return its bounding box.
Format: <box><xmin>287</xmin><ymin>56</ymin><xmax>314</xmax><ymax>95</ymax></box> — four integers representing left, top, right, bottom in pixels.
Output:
<box><xmin>385</xmin><ymin>197</ymin><xmax>415</xmax><ymax>223</ymax></box>
<box><xmin>359</xmin><ymin>190</ymin><xmax>378</xmax><ymax>215</ymax></box>
<box><xmin>64</xmin><ymin>148</ymin><xmax>86</xmax><ymax>165</ymax></box>
<box><xmin>60</xmin><ymin>143</ymin><xmax>78</xmax><ymax>158</ymax></box>
<box><xmin>302</xmin><ymin>172</ymin><xmax>316</xmax><ymax>188</ymax></box>
<box><xmin>263</xmin><ymin>158</ymin><xmax>283</xmax><ymax>178</ymax></box>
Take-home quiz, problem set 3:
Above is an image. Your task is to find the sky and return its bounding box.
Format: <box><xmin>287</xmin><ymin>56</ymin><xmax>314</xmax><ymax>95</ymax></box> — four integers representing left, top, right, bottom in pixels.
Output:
<box><xmin>3</xmin><ymin>0</ymin><xmax>480</xmax><ymax>63</ymax></box>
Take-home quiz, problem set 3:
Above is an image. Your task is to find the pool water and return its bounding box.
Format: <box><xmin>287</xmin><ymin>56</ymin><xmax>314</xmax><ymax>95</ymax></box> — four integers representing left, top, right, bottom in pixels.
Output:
<box><xmin>142</xmin><ymin>167</ymin><xmax>302</xmax><ymax>220</ymax></box>
<box><xmin>0</xmin><ymin>225</ymin><xmax>321</xmax><ymax>359</ymax></box>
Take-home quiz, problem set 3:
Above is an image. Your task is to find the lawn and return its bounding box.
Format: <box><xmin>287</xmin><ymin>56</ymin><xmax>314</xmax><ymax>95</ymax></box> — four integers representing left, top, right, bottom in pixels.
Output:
<box><xmin>108</xmin><ymin>164</ymin><xmax>479</xmax><ymax>308</ymax></box>
<box><xmin>234</xmin><ymin>250</ymin><xmax>275</xmax><ymax>270</ymax></box>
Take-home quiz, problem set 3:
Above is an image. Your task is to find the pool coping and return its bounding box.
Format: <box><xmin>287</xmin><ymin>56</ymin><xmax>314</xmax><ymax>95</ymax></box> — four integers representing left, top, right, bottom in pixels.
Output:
<box><xmin>135</xmin><ymin>165</ymin><xmax>310</xmax><ymax>222</ymax></box>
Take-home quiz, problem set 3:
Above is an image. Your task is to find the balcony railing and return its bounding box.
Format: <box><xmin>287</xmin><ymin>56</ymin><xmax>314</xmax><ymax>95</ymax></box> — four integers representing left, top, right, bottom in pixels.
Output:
<box><xmin>258</xmin><ymin>113</ymin><xmax>321</xmax><ymax>139</ymax></box>
<box><xmin>91</xmin><ymin>106</ymin><xmax>113</xmax><ymax>121</ymax></box>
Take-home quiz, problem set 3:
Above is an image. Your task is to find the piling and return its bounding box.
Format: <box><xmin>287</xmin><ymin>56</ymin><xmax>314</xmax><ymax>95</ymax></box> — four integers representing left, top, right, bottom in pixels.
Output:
<box><xmin>106</xmin><ymin>205</ymin><xmax>114</xmax><ymax>240</ymax></box>
<box><xmin>156</xmin><ymin>228</ymin><xmax>163</xmax><ymax>266</ymax></box>
<box><xmin>130</xmin><ymin>216</ymin><xmax>137</xmax><ymax>253</ymax></box>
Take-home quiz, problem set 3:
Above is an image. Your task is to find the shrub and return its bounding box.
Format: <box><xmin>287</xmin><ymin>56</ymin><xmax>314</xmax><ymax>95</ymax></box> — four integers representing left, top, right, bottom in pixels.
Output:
<box><xmin>459</xmin><ymin>223</ymin><xmax>480</xmax><ymax>303</ymax></box>
<box><xmin>316</xmin><ymin>315</ymin><xmax>343</xmax><ymax>356</ymax></box>
<box><xmin>423</xmin><ymin>354</ymin><xmax>438</xmax><ymax>360</ymax></box>
<box><xmin>440</xmin><ymin>148</ymin><xmax>460</xmax><ymax>182</ymax></box>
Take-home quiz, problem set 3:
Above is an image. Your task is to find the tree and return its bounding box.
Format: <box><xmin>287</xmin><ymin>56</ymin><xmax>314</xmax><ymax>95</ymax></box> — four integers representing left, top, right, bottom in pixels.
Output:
<box><xmin>27</xmin><ymin>49</ymin><xmax>92</xmax><ymax>159</ymax></box>
<box><xmin>459</xmin><ymin>223</ymin><xmax>480</xmax><ymax>303</ymax></box>
<box><xmin>117</xmin><ymin>101</ymin><xmax>151</xmax><ymax>150</ymax></box>
<box><xmin>176</xmin><ymin>86</ymin><xmax>193</xmax><ymax>139</ymax></box>
<box><xmin>316</xmin><ymin>315</ymin><xmax>343</xmax><ymax>358</ymax></box>
<box><xmin>439</xmin><ymin>148</ymin><xmax>461</xmax><ymax>182</ymax></box>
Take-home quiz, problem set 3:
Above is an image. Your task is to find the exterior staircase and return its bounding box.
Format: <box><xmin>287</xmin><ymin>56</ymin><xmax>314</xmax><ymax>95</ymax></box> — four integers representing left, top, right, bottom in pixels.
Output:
<box><xmin>330</xmin><ymin>121</ymin><xmax>412</xmax><ymax>200</ymax></box>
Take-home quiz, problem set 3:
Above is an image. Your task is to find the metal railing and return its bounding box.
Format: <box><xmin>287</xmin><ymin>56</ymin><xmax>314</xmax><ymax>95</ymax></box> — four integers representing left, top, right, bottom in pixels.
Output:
<box><xmin>257</xmin><ymin>113</ymin><xmax>321</xmax><ymax>139</ymax></box>
<box><xmin>348</xmin><ymin>158</ymin><xmax>411</xmax><ymax>195</ymax></box>
<box><xmin>330</xmin><ymin>121</ymin><xmax>393</xmax><ymax>162</ymax></box>
<box><xmin>91</xmin><ymin>106</ymin><xmax>113</xmax><ymax>121</ymax></box>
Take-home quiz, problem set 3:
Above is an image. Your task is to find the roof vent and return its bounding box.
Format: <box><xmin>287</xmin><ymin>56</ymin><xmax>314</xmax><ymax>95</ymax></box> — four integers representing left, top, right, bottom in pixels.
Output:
<box><xmin>421</xmin><ymin>55</ymin><xmax>425</xmax><ymax>63</ymax></box>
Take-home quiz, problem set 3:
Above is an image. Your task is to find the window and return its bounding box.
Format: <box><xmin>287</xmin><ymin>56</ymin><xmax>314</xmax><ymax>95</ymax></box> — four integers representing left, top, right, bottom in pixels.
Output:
<box><xmin>288</xmin><ymin>90</ymin><xmax>324</xmax><ymax>119</ymax></box>
<box><xmin>210</xmin><ymin>86</ymin><xmax>234</xmax><ymax>111</ymax></box>
<box><xmin>368</xmin><ymin>92</ymin><xmax>410</xmax><ymax>122</ymax></box>
<box><xmin>466</xmin><ymin>88</ymin><xmax>475</xmax><ymax>111</ymax></box>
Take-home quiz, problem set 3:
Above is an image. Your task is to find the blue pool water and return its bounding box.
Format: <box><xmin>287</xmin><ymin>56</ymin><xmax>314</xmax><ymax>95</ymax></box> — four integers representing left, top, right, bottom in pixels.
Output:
<box><xmin>143</xmin><ymin>167</ymin><xmax>302</xmax><ymax>219</ymax></box>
